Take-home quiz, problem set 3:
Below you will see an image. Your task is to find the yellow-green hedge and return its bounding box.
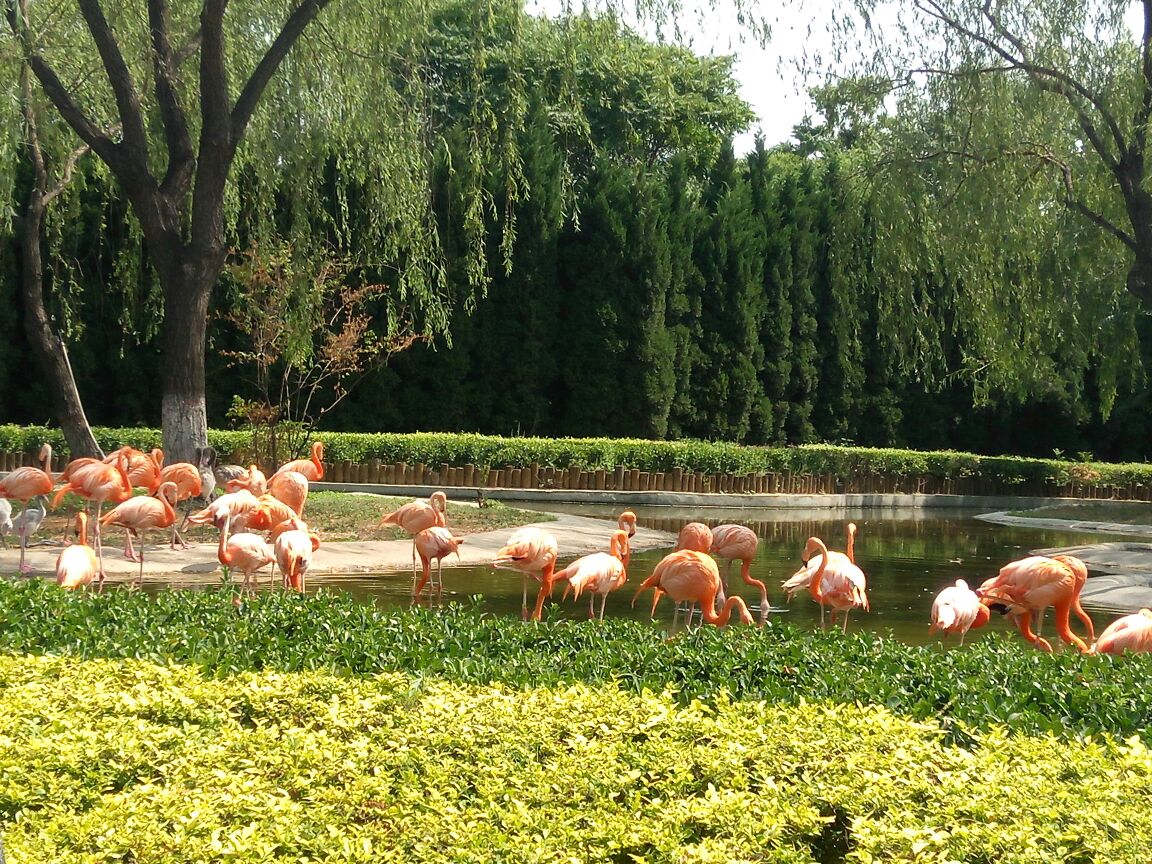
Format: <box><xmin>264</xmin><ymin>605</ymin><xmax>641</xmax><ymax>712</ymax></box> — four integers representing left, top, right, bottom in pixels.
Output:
<box><xmin>2</xmin><ymin>423</ymin><xmax>1150</xmax><ymax>488</ymax></box>
<box><xmin>2</xmin><ymin>655</ymin><xmax>1151</xmax><ymax>863</ymax></box>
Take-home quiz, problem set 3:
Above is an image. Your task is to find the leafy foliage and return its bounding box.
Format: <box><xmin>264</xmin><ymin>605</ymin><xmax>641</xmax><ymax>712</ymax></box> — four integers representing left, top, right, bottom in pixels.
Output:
<box><xmin>4</xmin><ymin>423</ymin><xmax>1152</xmax><ymax>490</ymax></box>
<box><xmin>2</xmin><ymin>581</ymin><xmax>1152</xmax><ymax>745</ymax></box>
<box><xmin>5</xmin><ymin>654</ymin><xmax>1152</xmax><ymax>862</ymax></box>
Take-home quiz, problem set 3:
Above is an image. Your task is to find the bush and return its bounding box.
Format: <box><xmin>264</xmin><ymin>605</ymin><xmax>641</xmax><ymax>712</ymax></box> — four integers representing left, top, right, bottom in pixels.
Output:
<box><xmin>3</xmin><ymin>423</ymin><xmax>1150</xmax><ymax>490</ymax></box>
<box><xmin>1</xmin><ymin>581</ymin><xmax>1151</xmax><ymax>744</ymax></box>
<box><xmin>2</xmin><ymin>654</ymin><xmax>1151</xmax><ymax>863</ymax></box>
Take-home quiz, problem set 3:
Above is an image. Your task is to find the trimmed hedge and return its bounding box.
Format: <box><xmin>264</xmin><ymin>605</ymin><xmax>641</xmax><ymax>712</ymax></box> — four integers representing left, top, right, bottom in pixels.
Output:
<box><xmin>2</xmin><ymin>655</ymin><xmax>1152</xmax><ymax>863</ymax></box>
<box><xmin>1</xmin><ymin>423</ymin><xmax>1148</xmax><ymax>489</ymax></box>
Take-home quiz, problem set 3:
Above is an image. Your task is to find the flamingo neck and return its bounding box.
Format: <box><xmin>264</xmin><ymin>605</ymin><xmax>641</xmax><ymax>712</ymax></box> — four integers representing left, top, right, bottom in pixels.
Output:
<box><xmin>807</xmin><ymin>541</ymin><xmax>829</xmax><ymax>601</ymax></box>
<box><xmin>704</xmin><ymin>595</ymin><xmax>752</xmax><ymax>627</ymax></box>
<box><xmin>846</xmin><ymin>525</ymin><xmax>856</xmax><ymax>564</ymax></box>
<box><xmin>218</xmin><ymin>516</ymin><xmax>233</xmax><ymax>566</ymax></box>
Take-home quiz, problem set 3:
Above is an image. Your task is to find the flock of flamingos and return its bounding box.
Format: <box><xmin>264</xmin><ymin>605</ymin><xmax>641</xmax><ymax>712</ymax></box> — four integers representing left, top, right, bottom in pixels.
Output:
<box><xmin>1</xmin><ymin>440</ymin><xmax>1151</xmax><ymax>657</ymax></box>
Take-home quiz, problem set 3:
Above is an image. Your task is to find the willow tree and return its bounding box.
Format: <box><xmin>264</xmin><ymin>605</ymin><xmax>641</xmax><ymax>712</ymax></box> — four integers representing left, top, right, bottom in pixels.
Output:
<box><xmin>1</xmin><ymin>0</ymin><xmax>530</xmax><ymax>461</ymax></box>
<box><xmin>807</xmin><ymin>0</ymin><xmax>1148</xmax><ymax>408</ymax></box>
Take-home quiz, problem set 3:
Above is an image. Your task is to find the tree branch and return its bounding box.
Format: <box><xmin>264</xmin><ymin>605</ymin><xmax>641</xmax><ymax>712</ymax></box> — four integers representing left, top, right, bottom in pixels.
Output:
<box><xmin>914</xmin><ymin>0</ymin><xmax>1128</xmax><ymax>170</ymax></box>
<box><xmin>148</xmin><ymin>0</ymin><xmax>195</xmax><ymax>197</ymax></box>
<box><xmin>231</xmin><ymin>0</ymin><xmax>336</xmax><ymax>141</ymax></box>
<box><xmin>1134</xmin><ymin>0</ymin><xmax>1152</xmax><ymax>158</ymax></box>
<box><xmin>5</xmin><ymin>1</ymin><xmax>125</xmax><ymax>171</ymax></box>
<box><xmin>76</xmin><ymin>0</ymin><xmax>151</xmax><ymax>166</ymax></box>
<box><xmin>43</xmin><ymin>142</ymin><xmax>94</xmax><ymax>206</ymax></box>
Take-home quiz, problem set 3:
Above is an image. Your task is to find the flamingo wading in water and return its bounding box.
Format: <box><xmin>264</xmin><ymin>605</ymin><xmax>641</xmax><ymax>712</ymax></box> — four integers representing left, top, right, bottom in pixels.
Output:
<box><xmin>929</xmin><ymin>579</ymin><xmax>990</xmax><ymax>645</ymax></box>
<box><xmin>709</xmin><ymin>523</ymin><xmax>770</xmax><ymax>623</ymax></box>
<box><xmin>632</xmin><ymin>549</ymin><xmax>755</xmax><ymax>628</ymax></box>
<box><xmin>1091</xmin><ymin>609</ymin><xmax>1152</xmax><ymax>655</ymax></box>
<box><xmin>977</xmin><ymin>555</ymin><xmax>1094</xmax><ymax>653</ymax></box>
<box><xmin>380</xmin><ymin>491</ymin><xmax>448</xmax><ymax>581</ymax></box>
<box><xmin>493</xmin><ymin>526</ymin><xmax>559</xmax><ymax>620</ymax></box>
<box><xmin>556</xmin><ymin>529</ymin><xmax>630</xmax><ymax>621</ymax></box>
<box><xmin>413</xmin><ymin>526</ymin><xmax>465</xmax><ymax>599</ymax></box>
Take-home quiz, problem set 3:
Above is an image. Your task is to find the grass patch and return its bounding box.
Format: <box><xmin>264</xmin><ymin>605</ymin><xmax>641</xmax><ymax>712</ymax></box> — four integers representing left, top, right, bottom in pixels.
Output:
<box><xmin>1008</xmin><ymin>500</ymin><xmax>1152</xmax><ymax>525</ymax></box>
<box><xmin>38</xmin><ymin>490</ymin><xmax>549</xmax><ymax>544</ymax></box>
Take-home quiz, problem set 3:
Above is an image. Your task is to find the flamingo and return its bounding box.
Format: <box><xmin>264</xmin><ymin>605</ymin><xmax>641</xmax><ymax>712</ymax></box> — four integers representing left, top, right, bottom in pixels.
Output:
<box><xmin>709</xmin><ymin>524</ymin><xmax>770</xmax><ymax>624</ymax></box>
<box><xmin>103</xmin><ymin>446</ymin><xmax>163</xmax><ymax>492</ymax></box>
<box><xmin>617</xmin><ymin>510</ymin><xmax>637</xmax><ymax>541</ymax></box>
<box><xmin>977</xmin><ymin>555</ymin><xmax>1093</xmax><ymax>653</ymax></box>
<box><xmin>275</xmin><ymin>524</ymin><xmax>320</xmax><ymax>592</ymax></box>
<box><xmin>670</xmin><ymin>521</ymin><xmax>714</xmax><ymax>625</ymax></box>
<box><xmin>157</xmin><ymin>461</ymin><xmax>202</xmax><ymax>548</ymax></box>
<box><xmin>225</xmin><ymin>464</ymin><xmax>268</xmax><ymax>496</ymax></box>
<box><xmin>244</xmin><ymin>494</ymin><xmax>301</xmax><ymax>535</ymax></box>
<box><xmin>268</xmin><ymin>470</ymin><xmax>309</xmax><ymax>515</ymax></box>
<box><xmin>51</xmin><ymin>450</ymin><xmax>132</xmax><ymax>579</ymax></box>
<box><xmin>929</xmin><ymin>579</ymin><xmax>990</xmax><ymax>645</ymax></box>
<box><xmin>0</xmin><ymin>498</ymin><xmax>11</xmax><ymax>548</ymax></box>
<box><xmin>0</xmin><ymin>442</ymin><xmax>55</xmax><ymax>573</ymax></box>
<box><xmin>413</xmin><ymin>526</ymin><xmax>465</xmax><ymax>598</ymax></box>
<box><xmin>380</xmin><ymin>491</ymin><xmax>448</xmax><ymax>580</ymax></box>
<box><xmin>1091</xmin><ymin>609</ymin><xmax>1152</xmax><ymax>655</ymax></box>
<box><xmin>796</xmin><ymin>536</ymin><xmax>869</xmax><ymax>632</ymax></box>
<box><xmin>675</xmin><ymin>522</ymin><xmax>713</xmax><ymax>552</ymax></box>
<box><xmin>632</xmin><ymin>549</ymin><xmax>755</xmax><ymax>628</ymax></box>
<box><xmin>556</xmin><ymin>529</ymin><xmax>630</xmax><ymax>620</ymax></box>
<box><xmin>100</xmin><ymin>481</ymin><xmax>178</xmax><ymax>588</ymax></box>
<box><xmin>781</xmin><ymin>523</ymin><xmax>857</xmax><ymax>601</ymax></box>
<box><xmin>492</xmin><ymin>526</ymin><xmax>559</xmax><ymax>620</ymax></box>
<box><xmin>187</xmin><ymin>488</ymin><xmax>262</xmax><ymax>532</ymax></box>
<box><xmin>217</xmin><ymin>513</ymin><xmax>276</xmax><ymax>594</ymax></box>
<box><xmin>272</xmin><ymin>441</ymin><xmax>325</xmax><ymax>482</ymax></box>
<box><xmin>56</xmin><ymin>512</ymin><xmax>99</xmax><ymax>591</ymax></box>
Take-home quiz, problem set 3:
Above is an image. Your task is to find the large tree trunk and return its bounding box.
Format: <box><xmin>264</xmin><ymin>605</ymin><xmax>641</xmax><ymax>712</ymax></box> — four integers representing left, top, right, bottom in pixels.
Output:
<box><xmin>17</xmin><ymin>193</ymin><xmax>103</xmax><ymax>460</ymax></box>
<box><xmin>159</xmin><ymin>261</ymin><xmax>215</xmax><ymax>464</ymax></box>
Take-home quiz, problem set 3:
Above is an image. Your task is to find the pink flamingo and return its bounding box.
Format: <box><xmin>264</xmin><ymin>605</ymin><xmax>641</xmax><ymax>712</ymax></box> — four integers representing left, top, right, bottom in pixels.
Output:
<box><xmin>187</xmin><ymin>488</ymin><xmax>262</xmax><ymax>532</ymax></box>
<box><xmin>556</xmin><ymin>529</ymin><xmax>630</xmax><ymax>620</ymax></box>
<box><xmin>268</xmin><ymin>470</ymin><xmax>309</xmax><ymax>515</ymax></box>
<box><xmin>275</xmin><ymin>524</ymin><xmax>320</xmax><ymax>592</ymax></box>
<box><xmin>413</xmin><ymin>526</ymin><xmax>465</xmax><ymax>598</ymax></box>
<box><xmin>796</xmin><ymin>536</ymin><xmax>869</xmax><ymax>632</ymax></box>
<box><xmin>218</xmin><ymin>513</ymin><xmax>276</xmax><ymax>594</ymax></box>
<box><xmin>380</xmin><ymin>491</ymin><xmax>448</xmax><ymax>580</ymax></box>
<box><xmin>493</xmin><ymin>526</ymin><xmax>559</xmax><ymax>620</ymax></box>
<box><xmin>632</xmin><ymin>549</ymin><xmax>755</xmax><ymax>628</ymax></box>
<box><xmin>929</xmin><ymin>579</ymin><xmax>990</xmax><ymax>645</ymax></box>
<box><xmin>224</xmin><ymin>464</ymin><xmax>268</xmax><ymax>496</ymax></box>
<box><xmin>781</xmin><ymin>523</ymin><xmax>857</xmax><ymax>601</ymax></box>
<box><xmin>52</xmin><ymin>450</ymin><xmax>133</xmax><ymax>579</ymax></box>
<box><xmin>0</xmin><ymin>442</ymin><xmax>54</xmax><ymax>573</ymax></box>
<box><xmin>100</xmin><ymin>481</ymin><xmax>178</xmax><ymax>588</ymax></box>
<box><xmin>272</xmin><ymin>441</ymin><xmax>325</xmax><ymax>482</ymax></box>
<box><xmin>1091</xmin><ymin>609</ymin><xmax>1152</xmax><ymax>655</ymax></box>
<box><xmin>157</xmin><ymin>461</ymin><xmax>202</xmax><ymax>548</ymax></box>
<box><xmin>709</xmin><ymin>524</ymin><xmax>770</xmax><ymax>624</ymax></box>
<box><xmin>56</xmin><ymin>512</ymin><xmax>98</xmax><ymax>591</ymax></box>
<box><xmin>977</xmin><ymin>555</ymin><xmax>1093</xmax><ymax>653</ymax></box>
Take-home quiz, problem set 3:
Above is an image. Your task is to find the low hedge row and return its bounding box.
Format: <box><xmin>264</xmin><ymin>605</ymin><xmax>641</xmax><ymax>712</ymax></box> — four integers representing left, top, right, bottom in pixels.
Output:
<box><xmin>2</xmin><ymin>582</ymin><xmax>1151</xmax><ymax>744</ymax></box>
<box><xmin>2</xmin><ymin>654</ymin><xmax>1151</xmax><ymax>863</ymax></box>
<box><xmin>1</xmin><ymin>423</ymin><xmax>1148</xmax><ymax>488</ymax></box>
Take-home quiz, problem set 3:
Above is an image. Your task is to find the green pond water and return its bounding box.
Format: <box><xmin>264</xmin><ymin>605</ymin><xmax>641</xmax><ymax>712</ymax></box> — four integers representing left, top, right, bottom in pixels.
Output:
<box><xmin>302</xmin><ymin>503</ymin><xmax>1145</xmax><ymax>646</ymax></box>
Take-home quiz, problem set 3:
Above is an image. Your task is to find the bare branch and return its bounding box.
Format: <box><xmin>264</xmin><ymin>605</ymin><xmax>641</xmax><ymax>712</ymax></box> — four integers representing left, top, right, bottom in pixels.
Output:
<box><xmin>148</xmin><ymin>0</ymin><xmax>195</xmax><ymax>196</ymax></box>
<box><xmin>43</xmin><ymin>142</ymin><xmax>93</xmax><ymax>205</ymax></box>
<box><xmin>76</xmin><ymin>0</ymin><xmax>150</xmax><ymax>165</ymax></box>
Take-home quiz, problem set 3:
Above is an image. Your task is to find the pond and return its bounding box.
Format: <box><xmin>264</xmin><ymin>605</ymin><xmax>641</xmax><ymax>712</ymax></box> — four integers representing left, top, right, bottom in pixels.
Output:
<box><xmin>298</xmin><ymin>503</ymin><xmax>1144</xmax><ymax>646</ymax></box>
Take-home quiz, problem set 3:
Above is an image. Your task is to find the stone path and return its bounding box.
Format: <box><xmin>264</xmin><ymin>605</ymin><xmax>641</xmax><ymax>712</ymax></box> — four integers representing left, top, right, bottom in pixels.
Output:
<box><xmin>0</xmin><ymin>513</ymin><xmax>677</xmax><ymax>587</ymax></box>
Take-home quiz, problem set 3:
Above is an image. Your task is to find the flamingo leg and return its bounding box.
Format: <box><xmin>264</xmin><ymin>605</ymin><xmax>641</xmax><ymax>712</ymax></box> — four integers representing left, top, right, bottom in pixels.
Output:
<box><xmin>521</xmin><ymin>575</ymin><xmax>530</xmax><ymax>619</ymax></box>
<box><xmin>133</xmin><ymin>532</ymin><xmax>145</xmax><ymax>590</ymax></box>
<box><xmin>17</xmin><ymin>510</ymin><xmax>29</xmax><ymax>574</ymax></box>
<box><xmin>93</xmin><ymin>502</ymin><xmax>106</xmax><ymax>583</ymax></box>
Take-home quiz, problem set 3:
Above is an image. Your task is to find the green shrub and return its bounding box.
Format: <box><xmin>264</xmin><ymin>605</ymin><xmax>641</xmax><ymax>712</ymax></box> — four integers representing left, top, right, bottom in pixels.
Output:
<box><xmin>3</xmin><ymin>423</ymin><xmax>1150</xmax><ymax>490</ymax></box>
<box><xmin>1</xmin><ymin>654</ymin><xmax>1151</xmax><ymax>863</ymax></box>
<box><xmin>2</xmin><ymin>581</ymin><xmax>1151</xmax><ymax>744</ymax></box>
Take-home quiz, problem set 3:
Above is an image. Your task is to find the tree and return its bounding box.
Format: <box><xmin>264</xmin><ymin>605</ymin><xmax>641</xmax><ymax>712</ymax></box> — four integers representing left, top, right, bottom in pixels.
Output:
<box><xmin>815</xmin><ymin>0</ymin><xmax>1147</xmax><ymax>405</ymax></box>
<box><xmin>11</xmin><ymin>55</ymin><xmax>102</xmax><ymax>458</ymax></box>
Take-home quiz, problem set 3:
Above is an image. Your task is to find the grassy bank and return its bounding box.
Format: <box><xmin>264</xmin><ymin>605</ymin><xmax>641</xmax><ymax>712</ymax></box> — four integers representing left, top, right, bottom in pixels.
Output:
<box><xmin>2</xmin><ymin>581</ymin><xmax>1150</xmax><ymax>744</ymax></box>
<box><xmin>40</xmin><ymin>490</ymin><xmax>546</xmax><ymax>544</ymax></box>
<box><xmin>1008</xmin><ymin>500</ymin><xmax>1152</xmax><ymax>526</ymax></box>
